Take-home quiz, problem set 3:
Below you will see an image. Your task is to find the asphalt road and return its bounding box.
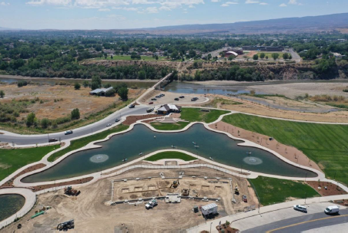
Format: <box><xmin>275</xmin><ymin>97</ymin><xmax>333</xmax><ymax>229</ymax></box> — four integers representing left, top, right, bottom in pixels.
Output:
<box><xmin>288</xmin><ymin>48</ymin><xmax>302</xmax><ymax>63</ymax></box>
<box><xmin>0</xmin><ymin>105</ymin><xmax>149</xmax><ymax>145</ymax></box>
<box><xmin>244</xmin><ymin>208</ymin><xmax>348</xmax><ymax>233</ymax></box>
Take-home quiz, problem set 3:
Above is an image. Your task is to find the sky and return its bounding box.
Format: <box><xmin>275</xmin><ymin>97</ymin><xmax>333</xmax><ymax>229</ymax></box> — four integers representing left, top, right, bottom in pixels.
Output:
<box><xmin>0</xmin><ymin>0</ymin><xmax>347</xmax><ymax>29</ymax></box>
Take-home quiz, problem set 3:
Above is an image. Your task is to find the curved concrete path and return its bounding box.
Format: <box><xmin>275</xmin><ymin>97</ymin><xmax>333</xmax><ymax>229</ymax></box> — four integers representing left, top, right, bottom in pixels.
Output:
<box><xmin>0</xmin><ymin>188</ymin><xmax>36</xmax><ymax>229</ymax></box>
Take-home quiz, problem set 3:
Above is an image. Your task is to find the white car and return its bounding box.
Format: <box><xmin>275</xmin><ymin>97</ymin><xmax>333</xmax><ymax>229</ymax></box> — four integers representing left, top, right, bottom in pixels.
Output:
<box><xmin>106</xmin><ymin>123</ymin><xmax>112</xmax><ymax>127</ymax></box>
<box><xmin>293</xmin><ymin>205</ymin><xmax>307</xmax><ymax>213</ymax></box>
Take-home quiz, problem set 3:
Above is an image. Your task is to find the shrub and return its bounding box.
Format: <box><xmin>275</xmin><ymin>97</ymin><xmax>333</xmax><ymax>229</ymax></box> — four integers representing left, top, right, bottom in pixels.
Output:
<box><xmin>71</xmin><ymin>108</ymin><xmax>80</xmax><ymax>120</ymax></box>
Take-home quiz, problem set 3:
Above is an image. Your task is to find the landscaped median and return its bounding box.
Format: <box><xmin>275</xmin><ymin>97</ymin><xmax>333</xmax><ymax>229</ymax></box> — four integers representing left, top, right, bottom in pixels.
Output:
<box><xmin>249</xmin><ymin>176</ymin><xmax>320</xmax><ymax>206</ymax></box>
<box><xmin>144</xmin><ymin>151</ymin><xmax>196</xmax><ymax>161</ymax></box>
<box><xmin>48</xmin><ymin>124</ymin><xmax>129</xmax><ymax>162</ymax></box>
<box><xmin>150</xmin><ymin>108</ymin><xmax>229</xmax><ymax>130</ymax></box>
<box><xmin>0</xmin><ymin>145</ymin><xmax>59</xmax><ymax>182</ymax></box>
<box><xmin>223</xmin><ymin>113</ymin><xmax>348</xmax><ymax>186</ymax></box>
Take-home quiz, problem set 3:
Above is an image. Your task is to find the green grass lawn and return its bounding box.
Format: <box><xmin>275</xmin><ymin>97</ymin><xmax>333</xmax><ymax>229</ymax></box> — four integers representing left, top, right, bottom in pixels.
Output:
<box><xmin>150</xmin><ymin>122</ymin><xmax>190</xmax><ymax>130</ymax></box>
<box><xmin>249</xmin><ymin>176</ymin><xmax>319</xmax><ymax>206</ymax></box>
<box><xmin>0</xmin><ymin>145</ymin><xmax>60</xmax><ymax>181</ymax></box>
<box><xmin>48</xmin><ymin>124</ymin><xmax>129</xmax><ymax>162</ymax></box>
<box><xmin>223</xmin><ymin>113</ymin><xmax>348</xmax><ymax>185</ymax></box>
<box><xmin>257</xmin><ymin>52</ymin><xmax>285</xmax><ymax>59</ymax></box>
<box><xmin>181</xmin><ymin>108</ymin><xmax>229</xmax><ymax>123</ymax></box>
<box><xmin>145</xmin><ymin>151</ymin><xmax>196</xmax><ymax>161</ymax></box>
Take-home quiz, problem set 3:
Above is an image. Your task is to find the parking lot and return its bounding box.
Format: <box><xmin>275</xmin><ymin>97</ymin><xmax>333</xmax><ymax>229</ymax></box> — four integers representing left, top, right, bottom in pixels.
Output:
<box><xmin>146</xmin><ymin>91</ymin><xmax>209</xmax><ymax>106</ymax></box>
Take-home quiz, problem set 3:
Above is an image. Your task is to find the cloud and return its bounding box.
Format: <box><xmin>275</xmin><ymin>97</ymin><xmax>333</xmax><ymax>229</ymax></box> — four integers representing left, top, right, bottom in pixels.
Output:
<box><xmin>245</xmin><ymin>0</ymin><xmax>259</xmax><ymax>3</ymax></box>
<box><xmin>288</xmin><ymin>0</ymin><xmax>302</xmax><ymax>5</ymax></box>
<box><xmin>27</xmin><ymin>0</ymin><xmax>72</xmax><ymax>5</ymax></box>
<box><xmin>221</xmin><ymin>2</ymin><xmax>238</xmax><ymax>7</ymax></box>
<box><xmin>145</xmin><ymin>6</ymin><xmax>158</xmax><ymax>13</ymax></box>
<box><xmin>279</xmin><ymin>3</ymin><xmax>287</xmax><ymax>7</ymax></box>
<box><xmin>0</xmin><ymin>1</ymin><xmax>10</xmax><ymax>5</ymax></box>
<box><xmin>259</xmin><ymin>2</ymin><xmax>268</xmax><ymax>5</ymax></box>
<box><xmin>98</xmin><ymin>8</ymin><xmax>110</xmax><ymax>11</ymax></box>
<box><xmin>26</xmin><ymin>0</ymin><xmax>204</xmax><ymax>9</ymax></box>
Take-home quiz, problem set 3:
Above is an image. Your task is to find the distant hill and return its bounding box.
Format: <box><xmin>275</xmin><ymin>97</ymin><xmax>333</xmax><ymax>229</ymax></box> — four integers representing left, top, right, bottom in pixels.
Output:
<box><xmin>147</xmin><ymin>13</ymin><xmax>348</xmax><ymax>34</ymax></box>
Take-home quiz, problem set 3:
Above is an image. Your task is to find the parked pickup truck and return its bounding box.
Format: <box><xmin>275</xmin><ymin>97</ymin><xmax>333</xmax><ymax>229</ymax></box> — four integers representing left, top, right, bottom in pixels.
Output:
<box><xmin>145</xmin><ymin>199</ymin><xmax>157</xmax><ymax>209</ymax></box>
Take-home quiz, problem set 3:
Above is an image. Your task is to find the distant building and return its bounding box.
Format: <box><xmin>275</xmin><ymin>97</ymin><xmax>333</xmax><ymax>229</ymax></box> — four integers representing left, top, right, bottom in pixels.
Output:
<box><xmin>90</xmin><ymin>87</ymin><xmax>114</xmax><ymax>96</ymax></box>
<box><xmin>156</xmin><ymin>104</ymin><xmax>181</xmax><ymax>115</ymax></box>
<box><xmin>224</xmin><ymin>51</ymin><xmax>239</xmax><ymax>58</ymax></box>
<box><xmin>332</xmin><ymin>52</ymin><xmax>344</xmax><ymax>58</ymax></box>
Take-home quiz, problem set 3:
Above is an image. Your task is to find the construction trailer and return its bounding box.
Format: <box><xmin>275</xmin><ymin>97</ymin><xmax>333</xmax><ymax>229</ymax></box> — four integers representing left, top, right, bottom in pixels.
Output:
<box><xmin>201</xmin><ymin>203</ymin><xmax>218</xmax><ymax>216</ymax></box>
<box><xmin>165</xmin><ymin>193</ymin><xmax>181</xmax><ymax>203</ymax></box>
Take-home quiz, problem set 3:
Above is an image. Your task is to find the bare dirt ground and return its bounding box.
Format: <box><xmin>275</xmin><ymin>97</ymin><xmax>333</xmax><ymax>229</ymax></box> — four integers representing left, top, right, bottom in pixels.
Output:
<box><xmin>205</xmin><ymin>95</ymin><xmax>348</xmax><ymax>123</ymax></box>
<box><xmin>306</xmin><ymin>181</ymin><xmax>347</xmax><ymax>196</ymax></box>
<box><xmin>3</xmin><ymin>168</ymin><xmax>257</xmax><ymax>233</ymax></box>
<box><xmin>144</xmin><ymin>90</ymin><xmax>209</xmax><ymax>106</ymax></box>
<box><xmin>209</xmin><ymin>121</ymin><xmax>322</xmax><ymax>173</ymax></box>
<box><xmin>0</xmin><ymin>83</ymin><xmax>144</xmax><ymax>120</ymax></box>
<box><xmin>248</xmin><ymin>82</ymin><xmax>348</xmax><ymax>99</ymax></box>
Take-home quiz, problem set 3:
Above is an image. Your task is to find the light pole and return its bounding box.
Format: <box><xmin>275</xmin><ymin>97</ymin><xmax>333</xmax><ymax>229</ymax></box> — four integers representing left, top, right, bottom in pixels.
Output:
<box><xmin>210</xmin><ymin>222</ymin><xmax>213</xmax><ymax>233</ymax></box>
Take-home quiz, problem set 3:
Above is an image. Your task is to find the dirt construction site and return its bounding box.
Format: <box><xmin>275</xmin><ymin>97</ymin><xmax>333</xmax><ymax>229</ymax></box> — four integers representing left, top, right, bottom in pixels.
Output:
<box><xmin>3</xmin><ymin>168</ymin><xmax>257</xmax><ymax>233</ymax></box>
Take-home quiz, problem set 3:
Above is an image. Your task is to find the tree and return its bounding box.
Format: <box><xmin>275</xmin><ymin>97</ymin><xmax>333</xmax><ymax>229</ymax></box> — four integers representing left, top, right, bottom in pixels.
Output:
<box><xmin>260</xmin><ymin>53</ymin><xmax>265</xmax><ymax>59</ymax></box>
<box><xmin>74</xmin><ymin>83</ymin><xmax>81</xmax><ymax>90</ymax></box>
<box><xmin>91</xmin><ymin>76</ymin><xmax>102</xmax><ymax>90</ymax></box>
<box><xmin>40</xmin><ymin>118</ymin><xmax>50</xmax><ymax>129</ymax></box>
<box><xmin>118</xmin><ymin>87</ymin><xmax>128</xmax><ymax>100</ymax></box>
<box><xmin>283</xmin><ymin>53</ymin><xmax>289</xmax><ymax>60</ymax></box>
<box><xmin>26</xmin><ymin>112</ymin><xmax>36</xmax><ymax>127</ymax></box>
<box><xmin>253</xmin><ymin>54</ymin><xmax>259</xmax><ymax>60</ymax></box>
<box><xmin>0</xmin><ymin>90</ymin><xmax>4</xmax><ymax>98</ymax></box>
<box><xmin>272</xmin><ymin>53</ymin><xmax>279</xmax><ymax>60</ymax></box>
<box><xmin>207</xmin><ymin>54</ymin><xmax>212</xmax><ymax>60</ymax></box>
<box><xmin>71</xmin><ymin>108</ymin><xmax>80</xmax><ymax>120</ymax></box>
<box><xmin>83</xmin><ymin>80</ymin><xmax>89</xmax><ymax>88</ymax></box>
<box><xmin>138</xmin><ymin>70</ymin><xmax>146</xmax><ymax>80</ymax></box>
<box><xmin>105</xmin><ymin>88</ymin><xmax>116</xmax><ymax>97</ymax></box>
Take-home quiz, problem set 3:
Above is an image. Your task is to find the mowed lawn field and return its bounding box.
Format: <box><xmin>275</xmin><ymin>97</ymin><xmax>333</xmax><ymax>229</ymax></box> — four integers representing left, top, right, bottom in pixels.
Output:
<box><xmin>249</xmin><ymin>177</ymin><xmax>319</xmax><ymax>206</ymax></box>
<box><xmin>181</xmin><ymin>108</ymin><xmax>229</xmax><ymax>123</ymax></box>
<box><xmin>0</xmin><ymin>145</ymin><xmax>59</xmax><ymax>181</ymax></box>
<box><xmin>223</xmin><ymin>114</ymin><xmax>348</xmax><ymax>185</ymax></box>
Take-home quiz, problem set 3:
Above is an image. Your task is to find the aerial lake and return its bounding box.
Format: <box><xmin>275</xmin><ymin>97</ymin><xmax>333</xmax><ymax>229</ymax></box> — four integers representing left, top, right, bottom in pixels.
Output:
<box><xmin>23</xmin><ymin>124</ymin><xmax>316</xmax><ymax>183</ymax></box>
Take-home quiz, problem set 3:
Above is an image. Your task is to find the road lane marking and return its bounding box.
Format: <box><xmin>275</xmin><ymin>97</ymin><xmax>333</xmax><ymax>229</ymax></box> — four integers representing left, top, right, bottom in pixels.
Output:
<box><xmin>266</xmin><ymin>214</ymin><xmax>348</xmax><ymax>233</ymax></box>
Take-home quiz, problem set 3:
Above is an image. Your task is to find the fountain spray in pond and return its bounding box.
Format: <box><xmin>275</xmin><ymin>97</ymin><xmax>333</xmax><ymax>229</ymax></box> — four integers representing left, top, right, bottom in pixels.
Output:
<box><xmin>90</xmin><ymin>154</ymin><xmax>109</xmax><ymax>163</ymax></box>
<box><xmin>243</xmin><ymin>157</ymin><xmax>263</xmax><ymax>165</ymax></box>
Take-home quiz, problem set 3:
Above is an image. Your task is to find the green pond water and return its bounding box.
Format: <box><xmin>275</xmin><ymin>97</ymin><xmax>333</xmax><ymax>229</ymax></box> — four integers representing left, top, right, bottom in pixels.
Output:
<box><xmin>23</xmin><ymin>124</ymin><xmax>316</xmax><ymax>183</ymax></box>
<box><xmin>0</xmin><ymin>194</ymin><xmax>25</xmax><ymax>222</ymax></box>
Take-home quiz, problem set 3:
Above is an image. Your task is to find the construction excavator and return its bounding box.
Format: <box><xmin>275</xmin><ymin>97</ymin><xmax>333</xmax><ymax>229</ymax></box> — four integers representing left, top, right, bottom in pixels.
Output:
<box><xmin>64</xmin><ymin>186</ymin><xmax>80</xmax><ymax>196</ymax></box>
<box><xmin>171</xmin><ymin>179</ymin><xmax>180</xmax><ymax>189</ymax></box>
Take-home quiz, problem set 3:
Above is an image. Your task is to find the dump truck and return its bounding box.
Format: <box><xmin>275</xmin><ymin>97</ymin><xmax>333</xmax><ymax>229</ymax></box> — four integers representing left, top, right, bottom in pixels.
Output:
<box><xmin>57</xmin><ymin>220</ymin><xmax>74</xmax><ymax>231</ymax></box>
<box><xmin>64</xmin><ymin>186</ymin><xmax>80</xmax><ymax>196</ymax></box>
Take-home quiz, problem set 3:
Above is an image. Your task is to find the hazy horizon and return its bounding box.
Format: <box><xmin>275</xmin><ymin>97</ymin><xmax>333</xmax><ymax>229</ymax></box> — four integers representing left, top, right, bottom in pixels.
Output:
<box><xmin>0</xmin><ymin>0</ymin><xmax>348</xmax><ymax>30</ymax></box>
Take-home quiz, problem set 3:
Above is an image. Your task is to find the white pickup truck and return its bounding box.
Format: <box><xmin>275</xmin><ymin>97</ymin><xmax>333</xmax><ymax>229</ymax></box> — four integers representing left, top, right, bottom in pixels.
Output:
<box><xmin>145</xmin><ymin>199</ymin><xmax>157</xmax><ymax>209</ymax></box>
